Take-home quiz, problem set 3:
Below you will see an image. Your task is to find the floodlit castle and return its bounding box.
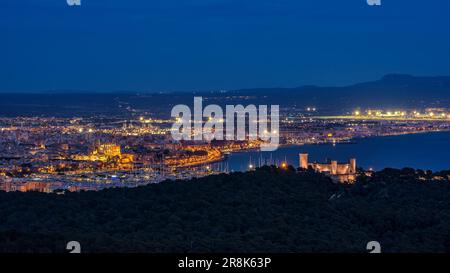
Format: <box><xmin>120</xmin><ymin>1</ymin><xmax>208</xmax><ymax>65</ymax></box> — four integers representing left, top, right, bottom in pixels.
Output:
<box><xmin>299</xmin><ymin>153</ymin><xmax>357</xmax><ymax>183</ymax></box>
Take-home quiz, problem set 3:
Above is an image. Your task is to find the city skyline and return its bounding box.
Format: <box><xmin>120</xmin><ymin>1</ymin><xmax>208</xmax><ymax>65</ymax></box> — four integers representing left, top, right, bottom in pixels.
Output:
<box><xmin>1</xmin><ymin>0</ymin><xmax>450</xmax><ymax>258</ymax></box>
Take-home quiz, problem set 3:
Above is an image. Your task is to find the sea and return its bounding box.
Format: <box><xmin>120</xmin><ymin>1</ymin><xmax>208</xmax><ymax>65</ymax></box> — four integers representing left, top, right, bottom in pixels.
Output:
<box><xmin>226</xmin><ymin>131</ymin><xmax>450</xmax><ymax>172</ymax></box>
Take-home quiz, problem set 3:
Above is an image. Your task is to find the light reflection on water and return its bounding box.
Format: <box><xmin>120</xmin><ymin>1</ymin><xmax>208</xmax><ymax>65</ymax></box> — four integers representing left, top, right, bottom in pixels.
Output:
<box><xmin>226</xmin><ymin>131</ymin><xmax>450</xmax><ymax>172</ymax></box>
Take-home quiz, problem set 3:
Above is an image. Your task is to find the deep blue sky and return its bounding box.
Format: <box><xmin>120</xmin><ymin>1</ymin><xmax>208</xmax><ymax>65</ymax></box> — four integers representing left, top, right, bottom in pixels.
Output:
<box><xmin>1</xmin><ymin>0</ymin><xmax>449</xmax><ymax>92</ymax></box>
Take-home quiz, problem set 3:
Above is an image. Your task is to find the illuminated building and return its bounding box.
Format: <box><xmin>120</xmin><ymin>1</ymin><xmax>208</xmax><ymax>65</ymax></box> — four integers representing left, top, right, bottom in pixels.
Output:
<box><xmin>0</xmin><ymin>180</ymin><xmax>52</xmax><ymax>193</ymax></box>
<box><xmin>299</xmin><ymin>153</ymin><xmax>357</xmax><ymax>183</ymax></box>
<box><xmin>93</xmin><ymin>144</ymin><xmax>121</xmax><ymax>159</ymax></box>
<box><xmin>300</xmin><ymin>153</ymin><xmax>309</xmax><ymax>169</ymax></box>
<box><xmin>73</xmin><ymin>143</ymin><xmax>134</xmax><ymax>169</ymax></box>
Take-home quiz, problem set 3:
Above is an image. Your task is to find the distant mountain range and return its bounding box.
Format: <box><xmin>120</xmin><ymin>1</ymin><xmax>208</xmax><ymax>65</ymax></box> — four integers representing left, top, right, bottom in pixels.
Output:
<box><xmin>228</xmin><ymin>74</ymin><xmax>450</xmax><ymax>109</ymax></box>
<box><xmin>0</xmin><ymin>74</ymin><xmax>449</xmax><ymax>117</ymax></box>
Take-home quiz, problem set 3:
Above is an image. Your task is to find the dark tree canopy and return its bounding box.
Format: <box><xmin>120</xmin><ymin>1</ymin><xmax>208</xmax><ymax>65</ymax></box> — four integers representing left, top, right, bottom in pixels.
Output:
<box><xmin>1</xmin><ymin>166</ymin><xmax>450</xmax><ymax>253</ymax></box>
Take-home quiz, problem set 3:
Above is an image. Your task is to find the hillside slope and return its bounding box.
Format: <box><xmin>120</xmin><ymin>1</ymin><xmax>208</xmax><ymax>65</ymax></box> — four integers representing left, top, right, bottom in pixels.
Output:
<box><xmin>1</xmin><ymin>167</ymin><xmax>450</xmax><ymax>253</ymax></box>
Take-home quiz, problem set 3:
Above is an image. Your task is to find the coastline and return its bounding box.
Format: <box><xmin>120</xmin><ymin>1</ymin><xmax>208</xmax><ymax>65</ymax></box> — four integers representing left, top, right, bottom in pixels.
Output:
<box><xmin>279</xmin><ymin>129</ymin><xmax>450</xmax><ymax>149</ymax></box>
<box><xmin>223</xmin><ymin>130</ymin><xmax>450</xmax><ymax>172</ymax></box>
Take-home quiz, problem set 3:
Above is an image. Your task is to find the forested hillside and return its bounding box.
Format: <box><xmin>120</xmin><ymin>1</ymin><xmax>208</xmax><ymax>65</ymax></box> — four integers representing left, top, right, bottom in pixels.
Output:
<box><xmin>1</xmin><ymin>166</ymin><xmax>450</xmax><ymax>253</ymax></box>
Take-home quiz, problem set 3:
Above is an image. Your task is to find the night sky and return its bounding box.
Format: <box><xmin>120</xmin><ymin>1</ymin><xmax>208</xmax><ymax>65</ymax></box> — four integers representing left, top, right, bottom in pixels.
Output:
<box><xmin>1</xmin><ymin>0</ymin><xmax>449</xmax><ymax>92</ymax></box>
